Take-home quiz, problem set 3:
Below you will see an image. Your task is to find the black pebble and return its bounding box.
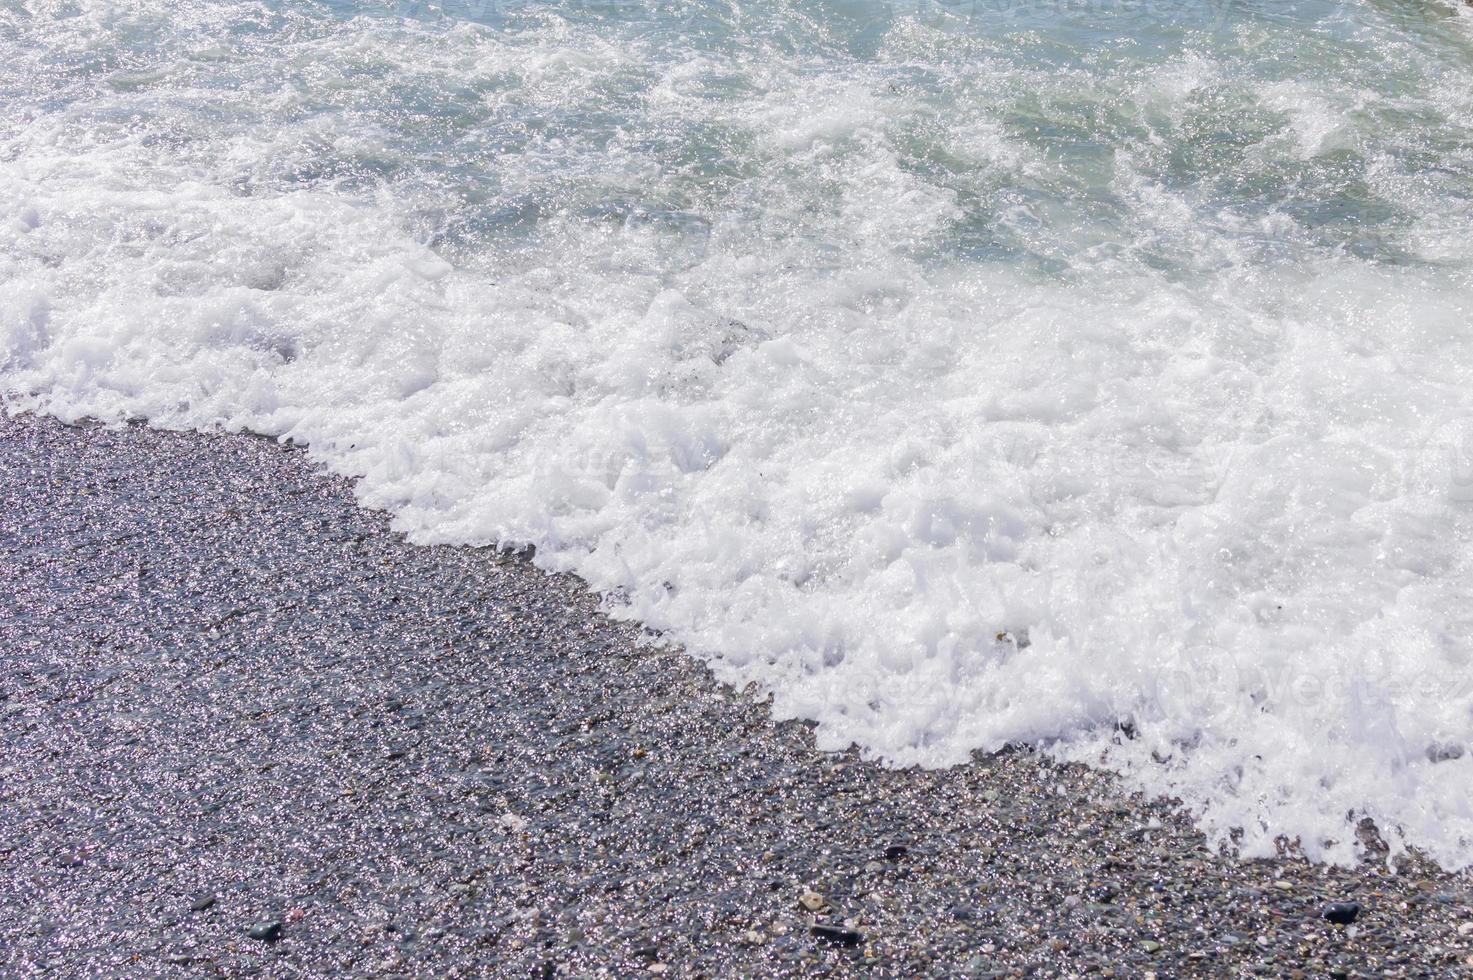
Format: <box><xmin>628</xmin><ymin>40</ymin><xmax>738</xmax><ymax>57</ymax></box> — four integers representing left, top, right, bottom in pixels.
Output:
<box><xmin>884</xmin><ymin>845</ymin><xmax>908</xmax><ymax>861</ymax></box>
<box><xmin>247</xmin><ymin>920</ymin><xmax>283</xmax><ymax>942</ymax></box>
<box><xmin>810</xmin><ymin>925</ymin><xmax>864</xmax><ymax>947</ymax></box>
<box><xmin>1323</xmin><ymin>902</ymin><xmax>1361</xmax><ymax>925</ymax></box>
<box><xmin>190</xmin><ymin>895</ymin><xmax>216</xmax><ymax>912</ymax></box>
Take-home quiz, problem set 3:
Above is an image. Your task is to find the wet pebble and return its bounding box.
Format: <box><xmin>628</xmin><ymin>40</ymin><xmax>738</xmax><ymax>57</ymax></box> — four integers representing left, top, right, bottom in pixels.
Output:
<box><xmin>246</xmin><ymin>920</ymin><xmax>283</xmax><ymax>942</ymax></box>
<box><xmin>810</xmin><ymin>925</ymin><xmax>864</xmax><ymax>947</ymax></box>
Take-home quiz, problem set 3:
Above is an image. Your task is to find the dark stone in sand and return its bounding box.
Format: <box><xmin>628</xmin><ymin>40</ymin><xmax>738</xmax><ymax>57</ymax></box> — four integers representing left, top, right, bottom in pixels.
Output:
<box><xmin>1323</xmin><ymin>902</ymin><xmax>1361</xmax><ymax>925</ymax></box>
<box><xmin>810</xmin><ymin>925</ymin><xmax>864</xmax><ymax>947</ymax></box>
<box><xmin>247</xmin><ymin>920</ymin><xmax>283</xmax><ymax>942</ymax></box>
<box><xmin>884</xmin><ymin>845</ymin><xmax>908</xmax><ymax>861</ymax></box>
<box><xmin>189</xmin><ymin>895</ymin><xmax>216</xmax><ymax>912</ymax></box>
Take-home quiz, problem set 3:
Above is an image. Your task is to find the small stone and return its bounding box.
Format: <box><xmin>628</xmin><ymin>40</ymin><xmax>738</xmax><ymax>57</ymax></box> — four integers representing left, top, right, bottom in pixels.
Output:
<box><xmin>448</xmin><ymin>883</ymin><xmax>472</xmax><ymax>895</ymax></box>
<box><xmin>190</xmin><ymin>895</ymin><xmax>216</xmax><ymax>912</ymax></box>
<box><xmin>646</xmin><ymin>965</ymin><xmax>667</xmax><ymax>975</ymax></box>
<box><xmin>798</xmin><ymin>891</ymin><xmax>825</xmax><ymax>912</ymax></box>
<box><xmin>884</xmin><ymin>845</ymin><xmax>908</xmax><ymax>861</ymax></box>
<box><xmin>1141</xmin><ymin>940</ymin><xmax>1162</xmax><ymax>954</ymax></box>
<box><xmin>1273</xmin><ymin>880</ymin><xmax>1294</xmax><ymax>891</ymax></box>
<box><xmin>810</xmin><ymin>924</ymin><xmax>864</xmax><ymax>947</ymax></box>
<box><xmin>1458</xmin><ymin>921</ymin><xmax>1473</xmax><ymax>937</ymax></box>
<box><xmin>246</xmin><ymin>920</ymin><xmax>283</xmax><ymax>942</ymax></box>
<box><xmin>864</xmin><ymin>861</ymin><xmax>884</xmax><ymax>873</ymax></box>
<box><xmin>1322</xmin><ymin>902</ymin><xmax>1361</xmax><ymax>926</ymax></box>
<box><xmin>1427</xmin><ymin>742</ymin><xmax>1465</xmax><ymax>763</ymax></box>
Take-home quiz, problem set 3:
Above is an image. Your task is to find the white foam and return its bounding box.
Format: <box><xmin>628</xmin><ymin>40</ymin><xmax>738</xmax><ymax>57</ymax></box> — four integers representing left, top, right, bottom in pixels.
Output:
<box><xmin>5</xmin><ymin>0</ymin><xmax>1473</xmax><ymax>866</ymax></box>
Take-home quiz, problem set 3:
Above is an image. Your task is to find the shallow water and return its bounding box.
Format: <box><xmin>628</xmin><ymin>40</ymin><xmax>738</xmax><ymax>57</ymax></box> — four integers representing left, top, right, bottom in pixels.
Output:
<box><xmin>4</xmin><ymin>0</ymin><xmax>1473</xmax><ymax>865</ymax></box>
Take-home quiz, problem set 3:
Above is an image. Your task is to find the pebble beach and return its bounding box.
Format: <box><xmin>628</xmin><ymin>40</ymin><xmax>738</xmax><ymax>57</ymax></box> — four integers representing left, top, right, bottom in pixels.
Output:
<box><xmin>3</xmin><ymin>411</ymin><xmax>1472</xmax><ymax>978</ymax></box>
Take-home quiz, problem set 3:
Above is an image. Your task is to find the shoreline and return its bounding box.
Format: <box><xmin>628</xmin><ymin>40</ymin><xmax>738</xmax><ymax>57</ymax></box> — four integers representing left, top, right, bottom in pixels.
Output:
<box><xmin>2</xmin><ymin>410</ymin><xmax>1470</xmax><ymax>977</ymax></box>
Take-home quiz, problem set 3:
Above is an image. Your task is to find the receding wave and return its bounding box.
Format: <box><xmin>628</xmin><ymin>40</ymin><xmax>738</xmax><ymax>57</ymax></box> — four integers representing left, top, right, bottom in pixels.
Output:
<box><xmin>4</xmin><ymin>0</ymin><xmax>1473</xmax><ymax>865</ymax></box>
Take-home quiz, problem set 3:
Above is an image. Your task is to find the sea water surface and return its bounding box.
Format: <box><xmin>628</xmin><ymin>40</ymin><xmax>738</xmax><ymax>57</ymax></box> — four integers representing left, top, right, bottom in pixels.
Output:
<box><xmin>4</xmin><ymin>0</ymin><xmax>1473</xmax><ymax>865</ymax></box>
